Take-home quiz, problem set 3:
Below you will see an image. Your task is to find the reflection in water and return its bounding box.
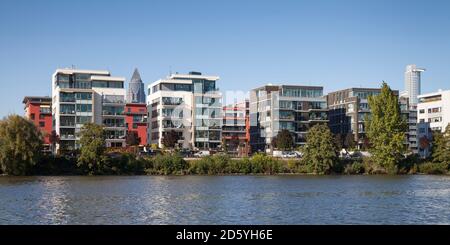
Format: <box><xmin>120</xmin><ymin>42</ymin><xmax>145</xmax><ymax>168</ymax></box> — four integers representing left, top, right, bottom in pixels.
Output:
<box><xmin>1</xmin><ymin>175</ymin><xmax>450</xmax><ymax>224</ymax></box>
<box><xmin>38</xmin><ymin>178</ymin><xmax>69</xmax><ymax>224</ymax></box>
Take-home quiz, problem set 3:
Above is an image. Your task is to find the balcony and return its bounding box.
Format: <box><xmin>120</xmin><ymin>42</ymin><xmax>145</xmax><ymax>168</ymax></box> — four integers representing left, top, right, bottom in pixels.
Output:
<box><xmin>60</xmin><ymin>134</ymin><xmax>76</xmax><ymax>140</ymax></box>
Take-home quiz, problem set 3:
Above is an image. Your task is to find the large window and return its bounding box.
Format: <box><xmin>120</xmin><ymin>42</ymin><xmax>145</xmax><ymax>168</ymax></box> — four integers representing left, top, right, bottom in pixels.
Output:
<box><xmin>60</xmin><ymin>104</ymin><xmax>75</xmax><ymax>114</ymax></box>
<box><xmin>282</xmin><ymin>88</ymin><xmax>322</xmax><ymax>98</ymax></box>
<box><xmin>92</xmin><ymin>81</ymin><xmax>108</xmax><ymax>88</ymax></box>
<box><xmin>76</xmin><ymin>104</ymin><xmax>92</xmax><ymax>112</ymax></box>
<box><xmin>60</xmin><ymin>92</ymin><xmax>75</xmax><ymax>102</ymax></box>
<box><xmin>162</xmin><ymin>97</ymin><xmax>183</xmax><ymax>105</ymax></box>
<box><xmin>76</xmin><ymin>116</ymin><xmax>92</xmax><ymax>124</ymax></box>
<box><xmin>75</xmin><ymin>92</ymin><xmax>92</xmax><ymax>100</ymax></box>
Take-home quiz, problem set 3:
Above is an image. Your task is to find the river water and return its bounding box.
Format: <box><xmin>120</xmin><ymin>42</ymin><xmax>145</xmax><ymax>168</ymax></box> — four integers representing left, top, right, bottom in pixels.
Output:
<box><xmin>1</xmin><ymin>175</ymin><xmax>450</xmax><ymax>224</ymax></box>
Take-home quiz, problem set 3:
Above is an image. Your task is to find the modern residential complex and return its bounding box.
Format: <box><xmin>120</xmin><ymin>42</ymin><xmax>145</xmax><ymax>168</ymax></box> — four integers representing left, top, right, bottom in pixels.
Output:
<box><xmin>22</xmin><ymin>96</ymin><xmax>52</xmax><ymax>152</ymax></box>
<box><xmin>17</xmin><ymin>64</ymin><xmax>448</xmax><ymax>157</ymax></box>
<box><xmin>249</xmin><ymin>84</ymin><xmax>328</xmax><ymax>152</ymax></box>
<box><xmin>147</xmin><ymin>72</ymin><xmax>222</xmax><ymax>150</ymax></box>
<box><xmin>404</xmin><ymin>64</ymin><xmax>425</xmax><ymax>105</ymax></box>
<box><xmin>418</xmin><ymin>89</ymin><xmax>450</xmax><ymax>133</ymax></box>
<box><xmin>222</xmin><ymin>100</ymin><xmax>250</xmax><ymax>156</ymax></box>
<box><xmin>52</xmin><ymin>68</ymin><xmax>127</xmax><ymax>151</ymax></box>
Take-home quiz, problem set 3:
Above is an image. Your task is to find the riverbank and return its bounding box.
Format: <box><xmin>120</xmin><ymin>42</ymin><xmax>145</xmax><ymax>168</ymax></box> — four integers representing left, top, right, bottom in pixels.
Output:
<box><xmin>2</xmin><ymin>153</ymin><xmax>447</xmax><ymax>176</ymax></box>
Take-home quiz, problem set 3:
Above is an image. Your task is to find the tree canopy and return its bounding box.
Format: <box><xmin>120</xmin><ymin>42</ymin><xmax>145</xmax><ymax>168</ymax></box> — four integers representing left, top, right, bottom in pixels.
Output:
<box><xmin>0</xmin><ymin>115</ymin><xmax>43</xmax><ymax>175</ymax></box>
<box><xmin>273</xmin><ymin>129</ymin><xmax>294</xmax><ymax>150</ymax></box>
<box><xmin>431</xmin><ymin>124</ymin><xmax>450</xmax><ymax>167</ymax></box>
<box><xmin>301</xmin><ymin>124</ymin><xmax>337</xmax><ymax>174</ymax></box>
<box><xmin>77</xmin><ymin>123</ymin><xmax>106</xmax><ymax>174</ymax></box>
<box><xmin>365</xmin><ymin>82</ymin><xmax>407</xmax><ymax>173</ymax></box>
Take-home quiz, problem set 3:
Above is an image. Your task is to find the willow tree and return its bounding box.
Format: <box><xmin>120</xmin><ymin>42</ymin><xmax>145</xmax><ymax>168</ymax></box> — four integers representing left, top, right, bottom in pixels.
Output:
<box><xmin>365</xmin><ymin>82</ymin><xmax>407</xmax><ymax>172</ymax></box>
<box><xmin>0</xmin><ymin>115</ymin><xmax>43</xmax><ymax>175</ymax></box>
<box><xmin>301</xmin><ymin>124</ymin><xmax>337</xmax><ymax>174</ymax></box>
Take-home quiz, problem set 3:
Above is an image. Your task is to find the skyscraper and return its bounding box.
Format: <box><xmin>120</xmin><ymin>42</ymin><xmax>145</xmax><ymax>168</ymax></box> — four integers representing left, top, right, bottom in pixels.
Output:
<box><xmin>404</xmin><ymin>64</ymin><xmax>425</xmax><ymax>105</ymax></box>
<box><xmin>126</xmin><ymin>68</ymin><xmax>146</xmax><ymax>104</ymax></box>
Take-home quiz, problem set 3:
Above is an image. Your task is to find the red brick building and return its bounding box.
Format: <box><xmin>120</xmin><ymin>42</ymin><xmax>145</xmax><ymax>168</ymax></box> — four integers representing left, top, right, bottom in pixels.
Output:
<box><xmin>125</xmin><ymin>103</ymin><xmax>148</xmax><ymax>146</ymax></box>
<box><xmin>23</xmin><ymin>96</ymin><xmax>52</xmax><ymax>151</ymax></box>
<box><xmin>222</xmin><ymin>100</ymin><xmax>250</xmax><ymax>156</ymax></box>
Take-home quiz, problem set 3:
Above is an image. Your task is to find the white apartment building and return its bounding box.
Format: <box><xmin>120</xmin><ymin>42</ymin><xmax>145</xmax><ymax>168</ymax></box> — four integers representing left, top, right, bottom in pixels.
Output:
<box><xmin>52</xmin><ymin>68</ymin><xmax>127</xmax><ymax>151</ymax></box>
<box><xmin>147</xmin><ymin>72</ymin><xmax>222</xmax><ymax>150</ymax></box>
<box><xmin>418</xmin><ymin>89</ymin><xmax>450</xmax><ymax>133</ymax></box>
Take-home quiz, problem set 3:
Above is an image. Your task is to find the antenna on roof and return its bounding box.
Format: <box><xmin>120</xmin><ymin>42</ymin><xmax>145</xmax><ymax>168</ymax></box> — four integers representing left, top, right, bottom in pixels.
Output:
<box><xmin>71</xmin><ymin>64</ymin><xmax>76</xmax><ymax>69</ymax></box>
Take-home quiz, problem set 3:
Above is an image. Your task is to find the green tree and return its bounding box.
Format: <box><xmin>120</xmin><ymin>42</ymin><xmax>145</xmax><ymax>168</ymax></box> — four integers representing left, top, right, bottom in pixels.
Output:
<box><xmin>431</xmin><ymin>124</ymin><xmax>450</xmax><ymax>166</ymax></box>
<box><xmin>0</xmin><ymin>115</ymin><xmax>43</xmax><ymax>175</ymax></box>
<box><xmin>273</xmin><ymin>129</ymin><xmax>294</xmax><ymax>150</ymax></box>
<box><xmin>365</xmin><ymin>82</ymin><xmax>407</xmax><ymax>173</ymax></box>
<box><xmin>77</xmin><ymin>123</ymin><xmax>106</xmax><ymax>174</ymax></box>
<box><xmin>302</xmin><ymin>124</ymin><xmax>337</xmax><ymax>174</ymax></box>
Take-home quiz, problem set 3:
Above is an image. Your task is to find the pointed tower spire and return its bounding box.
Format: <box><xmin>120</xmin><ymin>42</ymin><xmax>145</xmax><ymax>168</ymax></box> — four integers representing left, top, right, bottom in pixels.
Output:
<box><xmin>126</xmin><ymin>68</ymin><xmax>146</xmax><ymax>104</ymax></box>
<box><xmin>131</xmin><ymin>68</ymin><xmax>142</xmax><ymax>83</ymax></box>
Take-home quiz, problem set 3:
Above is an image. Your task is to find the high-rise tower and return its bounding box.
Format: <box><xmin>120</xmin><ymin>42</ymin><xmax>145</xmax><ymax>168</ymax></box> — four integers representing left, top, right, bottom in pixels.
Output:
<box><xmin>404</xmin><ymin>64</ymin><xmax>425</xmax><ymax>105</ymax></box>
<box><xmin>126</xmin><ymin>68</ymin><xmax>146</xmax><ymax>104</ymax></box>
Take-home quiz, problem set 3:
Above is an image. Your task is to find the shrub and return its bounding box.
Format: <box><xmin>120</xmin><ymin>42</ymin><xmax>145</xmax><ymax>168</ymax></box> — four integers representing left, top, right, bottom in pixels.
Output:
<box><xmin>147</xmin><ymin>154</ymin><xmax>187</xmax><ymax>175</ymax></box>
<box><xmin>249</xmin><ymin>154</ymin><xmax>283</xmax><ymax>174</ymax></box>
<box><xmin>227</xmin><ymin>158</ymin><xmax>252</xmax><ymax>174</ymax></box>
<box><xmin>344</xmin><ymin>161</ymin><xmax>365</xmax><ymax>175</ymax></box>
<box><xmin>418</xmin><ymin>162</ymin><xmax>448</xmax><ymax>175</ymax></box>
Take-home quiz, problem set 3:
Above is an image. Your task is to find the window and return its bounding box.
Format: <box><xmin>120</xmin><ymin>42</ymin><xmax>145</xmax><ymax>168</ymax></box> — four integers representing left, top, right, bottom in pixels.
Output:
<box><xmin>108</xmin><ymin>81</ymin><xmax>123</xmax><ymax>88</ymax></box>
<box><xmin>39</xmin><ymin>114</ymin><xmax>46</xmax><ymax>120</ymax></box>
<box><xmin>174</xmin><ymin>84</ymin><xmax>192</xmax><ymax>91</ymax></box>
<box><xmin>133</xmin><ymin>124</ymin><xmax>138</xmax><ymax>129</ymax></box>
<box><xmin>75</xmin><ymin>92</ymin><xmax>92</xmax><ymax>100</ymax></box>
<box><xmin>76</xmin><ymin>116</ymin><xmax>92</xmax><ymax>124</ymax></box>
<box><xmin>60</xmin><ymin>104</ymin><xmax>75</xmax><ymax>114</ymax></box>
<box><xmin>419</xmin><ymin>119</ymin><xmax>425</xmax><ymax>123</ymax></box>
<box><xmin>39</xmin><ymin>121</ymin><xmax>45</xmax><ymax>127</ymax></box>
<box><xmin>30</xmin><ymin>113</ymin><xmax>35</xmax><ymax>120</ymax></box>
<box><xmin>419</xmin><ymin>109</ymin><xmax>425</xmax><ymax>114</ymax></box>
<box><xmin>92</xmin><ymin>81</ymin><xmax>107</xmax><ymax>88</ymax></box>
<box><xmin>76</xmin><ymin>104</ymin><xmax>92</xmax><ymax>112</ymax></box>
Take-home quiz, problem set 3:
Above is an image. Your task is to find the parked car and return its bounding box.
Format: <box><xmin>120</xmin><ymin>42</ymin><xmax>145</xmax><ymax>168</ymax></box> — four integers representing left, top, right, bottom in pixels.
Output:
<box><xmin>193</xmin><ymin>151</ymin><xmax>210</xmax><ymax>158</ymax></box>
<box><xmin>281</xmin><ymin>151</ymin><xmax>297</xmax><ymax>158</ymax></box>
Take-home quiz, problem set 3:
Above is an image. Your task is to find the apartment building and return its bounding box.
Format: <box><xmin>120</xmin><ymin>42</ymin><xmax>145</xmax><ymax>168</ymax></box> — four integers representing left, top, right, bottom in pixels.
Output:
<box><xmin>22</xmin><ymin>96</ymin><xmax>52</xmax><ymax>152</ymax></box>
<box><xmin>328</xmin><ymin>87</ymin><xmax>417</xmax><ymax>152</ymax></box>
<box><xmin>418</xmin><ymin>90</ymin><xmax>450</xmax><ymax>133</ymax></box>
<box><xmin>147</xmin><ymin>72</ymin><xmax>222</xmax><ymax>150</ymax></box>
<box><xmin>327</xmin><ymin>88</ymin><xmax>384</xmax><ymax>148</ymax></box>
<box><xmin>399</xmin><ymin>96</ymin><xmax>418</xmax><ymax>154</ymax></box>
<box><xmin>52</xmin><ymin>68</ymin><xmax>127</xmax><ymax>151</ymax></box>
<box><xmin>222</xmin><ymin>100</ymin><xmax>250</xmax><ymax>156</ymax></box>
<box><xmin>125</xmin><ymin>69</ymin><xmax>147</xmax><ymax>146</ymax></box>
<box><xmin>249</xmin><ymin>84</ymin><xmax>328</xmax><ymax>152</ymax></box>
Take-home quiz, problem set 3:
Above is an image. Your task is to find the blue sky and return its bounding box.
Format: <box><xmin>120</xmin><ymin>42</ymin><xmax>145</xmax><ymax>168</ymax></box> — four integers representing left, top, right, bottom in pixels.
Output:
<box><xmin>1</xmin><ymin>0</ymin><xmax>450</xmax><ymax>117</ymax></box>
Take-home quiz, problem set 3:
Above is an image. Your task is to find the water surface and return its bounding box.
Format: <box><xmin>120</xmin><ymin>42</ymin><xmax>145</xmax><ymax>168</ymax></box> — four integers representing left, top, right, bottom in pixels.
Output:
<box><xmin>1</xmin><ymin>175</ymin><xmax>450</xmax><ymax>224</ymax></box>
